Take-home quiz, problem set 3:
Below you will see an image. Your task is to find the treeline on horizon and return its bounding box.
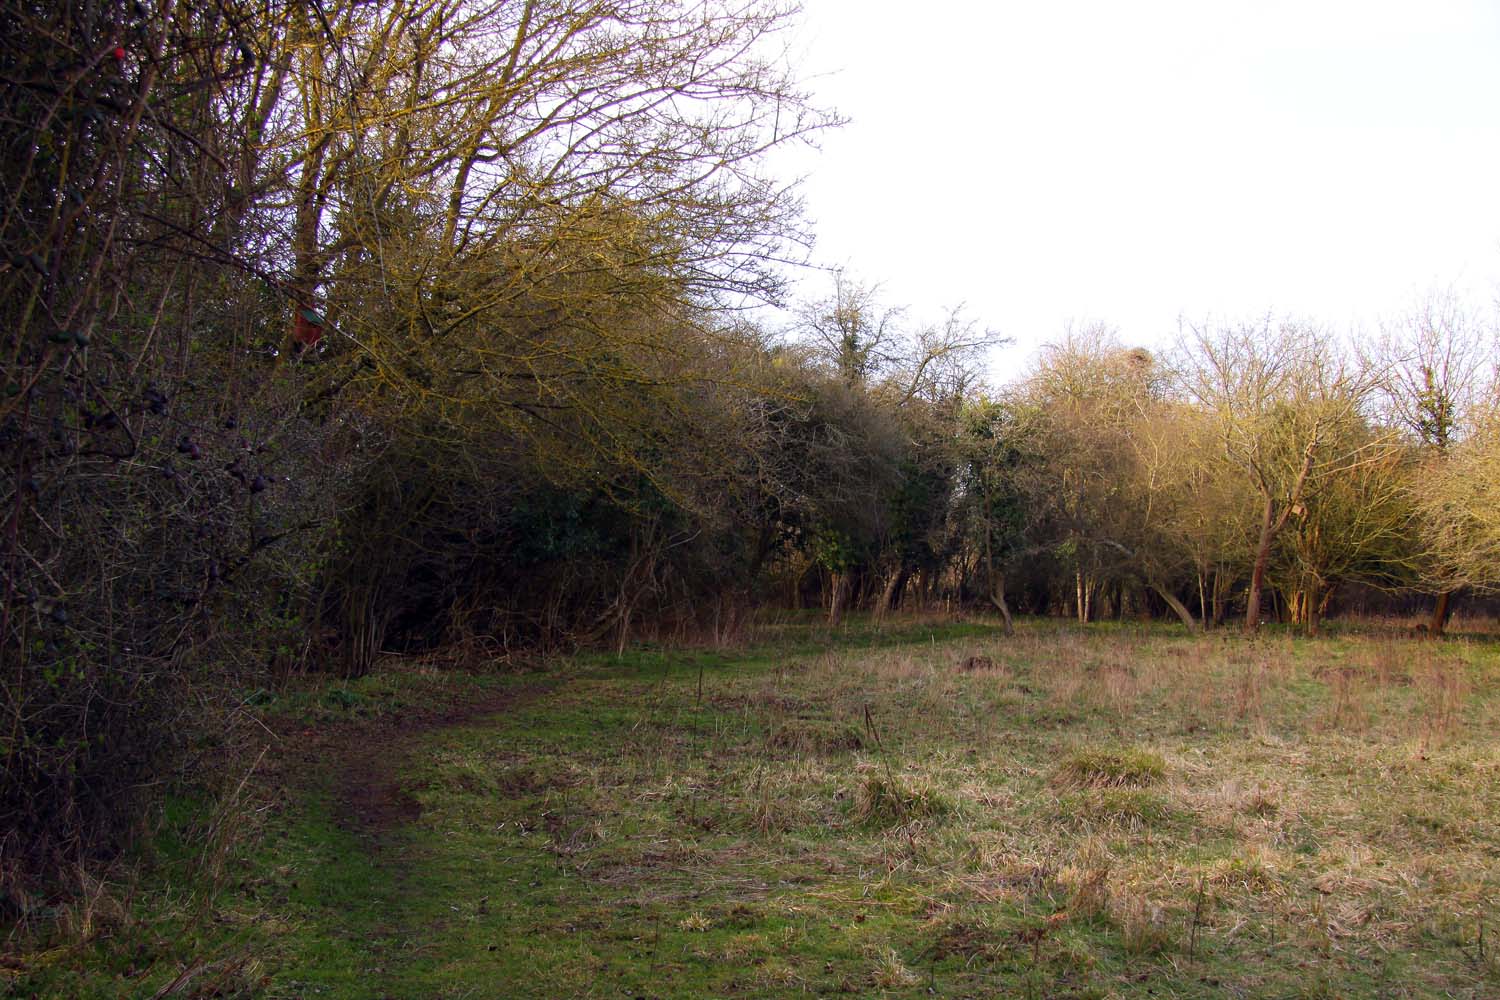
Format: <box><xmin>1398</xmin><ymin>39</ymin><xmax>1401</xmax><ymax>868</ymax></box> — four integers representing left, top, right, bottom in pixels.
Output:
<box><xmin>4</xmin><ymin>0</ymin><xmax>1500</xmax><ymax>893</ymax></box>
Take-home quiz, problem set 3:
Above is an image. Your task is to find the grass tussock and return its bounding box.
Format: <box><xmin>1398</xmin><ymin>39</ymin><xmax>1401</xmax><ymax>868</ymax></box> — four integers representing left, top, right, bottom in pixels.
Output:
<box><xmin>868</xmin><ymin>948</ymin><xmax>921</xmax><ymax>989</ymax></box>
<box><xmin>1055</xmin><ymin>787</ymin><xmax>1176</xmax><ymax>828</ymax></box>
<box><xmin>1058</xmin><ymin>838</ymin><xmax>1115</xmax><ymax>918</ymax></box>
<box><xmin>1055</xmin><ymin>745</ymin><xmax>1167</xmax><ymax>788</ymax></box>
<box><xmin>1114</xmin><ymin>893</ymin><xmax>1175</xmax><ymax>956</ymax></box>
<box><xmin>765</xmin><ymin>717</ymin><xmax>865</xmax><ymax>754</ymax></box>
<box><xmin>851</xmin><ymin>769</ymin><xmax>952</xmax><ymax>825</ymax></box>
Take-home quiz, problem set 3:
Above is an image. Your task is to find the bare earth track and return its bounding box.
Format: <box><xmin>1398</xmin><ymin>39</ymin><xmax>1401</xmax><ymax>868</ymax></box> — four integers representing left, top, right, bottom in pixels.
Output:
<box><xmin>274</xmin><ymin>676</ymin><xmax>562</xmax><ymax>838</ymax></box>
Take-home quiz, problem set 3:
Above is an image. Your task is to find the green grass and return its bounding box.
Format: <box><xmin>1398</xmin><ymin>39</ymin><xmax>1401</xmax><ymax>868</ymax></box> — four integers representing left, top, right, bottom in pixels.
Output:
<box><xmin>9</xmin><ymin>617</ymin><xmax>1500</xmax><ymax>998</ymax></box>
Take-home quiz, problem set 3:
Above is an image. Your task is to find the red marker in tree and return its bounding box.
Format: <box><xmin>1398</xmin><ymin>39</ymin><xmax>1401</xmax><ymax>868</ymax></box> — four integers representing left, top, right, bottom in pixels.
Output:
<box><xmin>292</xmin><ymin>305</ymin><xmax>325</xmax><ymax>347</ymax></box>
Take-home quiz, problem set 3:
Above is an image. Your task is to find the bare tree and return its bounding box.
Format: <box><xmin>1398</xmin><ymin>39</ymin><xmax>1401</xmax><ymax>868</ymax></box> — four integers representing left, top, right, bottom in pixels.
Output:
<box><xmin>799</xmin><ymin>270</ymin><xmax>905</xmax><ymax>387</ymax></box>
<box><xmin>1180</xmin><ymin>320</ymin><xmax>1388</xmax><ymax>632</ymax></box>
<box><xmin>1414</xmin><ymin>394</ymin><xmax>1500</xmax><ymax>597</ymax></box>
<box><xmin>1366</xmin><ymin>289</ymin><xmax>1495</xmax><ymax>633</ymax></box>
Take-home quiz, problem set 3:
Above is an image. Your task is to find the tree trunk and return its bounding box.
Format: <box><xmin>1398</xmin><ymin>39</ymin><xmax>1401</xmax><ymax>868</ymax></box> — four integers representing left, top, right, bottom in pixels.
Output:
<box><xmin>1288</xmin><ymin>589</ymin><xmax>1306</xmax><ymax>627</ymax></box>
<box><xmin>990</xmin><ymin>573</ymin><xmax>1016</xmax><ymax>636</ymax></box>
<box><xmin>1244</xmin><ymin>494</ymin><xmax>1276</xmax><ymax>632</ymax></box>
<box><xmin>1245</xmin><ymin>447</ymin><xmax>1316</xmax><ymax>633</ymax></box>
<box><xmin>874</xmin><ymin>567</ymin><xmax>909</xmax><ymax>620</ymax></box>
<box><xmin>1076</xmin><ymin>569</ymin><xmax>1094</xmax><ymax>624</ymax></box>
<box><xmin>1303</xmin><ymin>581</ymin><xmax>1321</xmax><ymax>636</ymax></box>
<box><xmin>828</xmin><ymin>571</ymin><xmax>848</xmax><ymax>627</ymax></box>
<box><xmin>1151</xmin><ymin>583</ymin><xmax>1199</xmax><ymax>632</ymax></box>
<box><xmin>1429</xmin><ymin>591</ymin><xmax>1452</xmax><ymax>636</ymax></box>
<box><xmin>982</xmin><ymin>506</ymin><xmax>1014</xmax><ymax>635</ymax></box>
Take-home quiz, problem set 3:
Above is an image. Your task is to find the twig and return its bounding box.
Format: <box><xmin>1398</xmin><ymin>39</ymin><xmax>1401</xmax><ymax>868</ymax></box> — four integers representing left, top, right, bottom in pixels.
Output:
<box><xmin>864</xmin><ymin>703</ymin><xmax>914</xmax><ymax>850</ymax></box>
<box><xmin>1190</xmin><ymin>876</ymin><xmax>1206</xmax><ymax>961</ymax></box>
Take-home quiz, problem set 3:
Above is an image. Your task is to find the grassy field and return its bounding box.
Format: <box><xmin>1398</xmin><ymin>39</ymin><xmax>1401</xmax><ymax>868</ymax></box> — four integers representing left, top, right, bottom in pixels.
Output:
<box><xmin>9</xmin><ymin>618</ymin><xmax>1500</xmax><ymax>998</ymax></box>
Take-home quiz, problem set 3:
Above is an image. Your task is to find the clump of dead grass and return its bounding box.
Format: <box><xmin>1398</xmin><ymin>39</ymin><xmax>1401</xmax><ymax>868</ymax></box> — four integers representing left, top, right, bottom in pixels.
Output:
<box><xmin>677</xmin><ymin>911</ymin><xmax>712</xmax><ymax>932</ymax></box>
<box><xmin>1193</xmin><ymin>778</ymin><xmax>1283</xmax><ymax>831</ymax></box>
<box><xmin>1058</xmin><ymin>838</ymin><xmax>1114</xmax><ymax>918</ymax></box>
<box><xmin>1413</xmin><ymin>654</ymin><xmax>1469</xmax><ymax>747</ymax></box>
<box><xmin>1112</xmin><ymin>892</ymin><xmax>1175</xmax><ymax>956</ymax></box>
<box><xmin>765</xmin><ymin>717</ymin><xmax>864</xmax><ymax>755</ymax></box>
<box><xmin>1054</xmin><ymin>745</ymin><xmax>1166</xmax><ymax>789</ymax></box>
<box><xmin>743</xmin><ymin>768</ymin><xmax>823</xmax><ymax>834</ymax></box>
<box><xmin>868</xmin><ymin>947</ymin><xmax>920</xmax><ymax>988</ymax></box>
<box><xmin>1233</xmin><ymin>657</ymin><xmax>1268</xmax><ymax>724</ymax></box>
<box><xmin>51</xmin><ymin>866</ymin><xmax>129</xmax><ymax>944</ymax></box>
<box><xmin>1361</xmin><ymin>640</ymin><xmax>1414</xmax><ymax>687</ymax></box>
<box><xmin>1199</xmin><ymin>844</ymin><xmax>1284</xmax><ymax>893</ymax></box>
<box><xmin>851</xmin><ymin>769</ymin><xmax>952</xmax><ymax>826</ymax></box>
<box><xmin>1055</xmin><ymin>787</ymin><xmax>1175</xmax><ymax>829</ymax></box>
<box><xmin>1318</xmin><ymin>666</ymin><xmax>1371</xmax><ymax>732</ymax></box>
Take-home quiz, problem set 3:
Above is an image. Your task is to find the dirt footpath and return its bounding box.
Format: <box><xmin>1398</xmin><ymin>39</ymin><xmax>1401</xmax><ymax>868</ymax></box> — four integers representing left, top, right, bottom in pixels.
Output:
<box><xmin>266</xmin><ymin>673</ymin><xmax>561</xmax><ymax>839</ymax></box>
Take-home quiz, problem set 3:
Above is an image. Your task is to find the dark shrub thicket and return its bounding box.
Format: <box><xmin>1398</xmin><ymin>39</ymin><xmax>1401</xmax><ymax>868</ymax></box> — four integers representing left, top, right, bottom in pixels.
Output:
<box><xmin>0</xmin><ymin>0</ymin><xmax>351</xmax><ymax>891</ymax></box>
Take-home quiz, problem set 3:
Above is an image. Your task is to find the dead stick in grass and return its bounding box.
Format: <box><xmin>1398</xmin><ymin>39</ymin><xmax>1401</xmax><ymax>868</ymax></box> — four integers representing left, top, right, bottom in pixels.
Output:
<box><xmin>863</xmin><ymin>705</ymin><xmax>906</xmax><ymax>818</ymax></box>
<box><xmin>863</xmin><ymin>704</ymin><xmax>918</xmax><ymax>855</ymax></box>
<box><xmin>1190</xmin><ymin>876</ymin><xmax>1206</xmax><ymax>961</ymax></box>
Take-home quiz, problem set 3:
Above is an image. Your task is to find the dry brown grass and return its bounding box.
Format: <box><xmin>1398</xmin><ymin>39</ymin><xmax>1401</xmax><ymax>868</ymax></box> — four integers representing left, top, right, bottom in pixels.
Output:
<box><xmin>54</xmin><ymin>618</ymin><xmax>1486</xmax><ymax>999</ymax></box>
<box><xmin>1414</xmin><ymin>652</ymin><xmax>1470</xmax><ymax>747</ymax></box>
<box><xmin>1319</xmin><ymin>665</ymin><xmax>1372</xmax><ymax>732</ymax></box>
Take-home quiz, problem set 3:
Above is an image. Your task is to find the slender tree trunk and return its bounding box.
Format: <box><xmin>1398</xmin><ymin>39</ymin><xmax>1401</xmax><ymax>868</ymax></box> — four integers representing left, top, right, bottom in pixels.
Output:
<box><xmin>1244</xmin><ymin>494</ymin><xmax>1277</xmax><ymax>632</ymax></box>
<box><xmin>1245</xmin><ymin>446</ymin><xmax>1316</xmax><ymax>633</ymax></box>
<box><xmin>828</xmin><ymin>571</ymin><xmax>848</xmax><ymax>627</ymax></box>
<box><xmin>1288</xmin><ymin>589</ymin><xmax>1306</xmax><ymax>627</ymax></box>
<box><xmin>1429</xmin><ymin>591</ymin><xmax>1452</xmax><ymax>636</ymax></box>
<box><xmin>1151</xmin><ymin>583</ymin><xmax>1199</xmax><ymax>632</ymax></box>
<box><xmin>981</xmin><ymin>501</ymin><xmax>1015</xmax><ymax>636</ymax></box>
<box><xmin>874</xmin><ymin>567</ymin><xmax>909</xmax><ymax>620</ymax></box>
<box><xmin>990</xmin><ymin>572</ymin><xmax>1015</xmax><ymax>636</ymax></box>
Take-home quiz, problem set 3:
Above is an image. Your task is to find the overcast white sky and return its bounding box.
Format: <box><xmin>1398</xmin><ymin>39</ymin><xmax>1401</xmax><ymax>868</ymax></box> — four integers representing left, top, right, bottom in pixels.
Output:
<box><xmin>769</xmin><ymin>0</ymin><xmax>1500</xmax><ymax>381</ymax></box>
